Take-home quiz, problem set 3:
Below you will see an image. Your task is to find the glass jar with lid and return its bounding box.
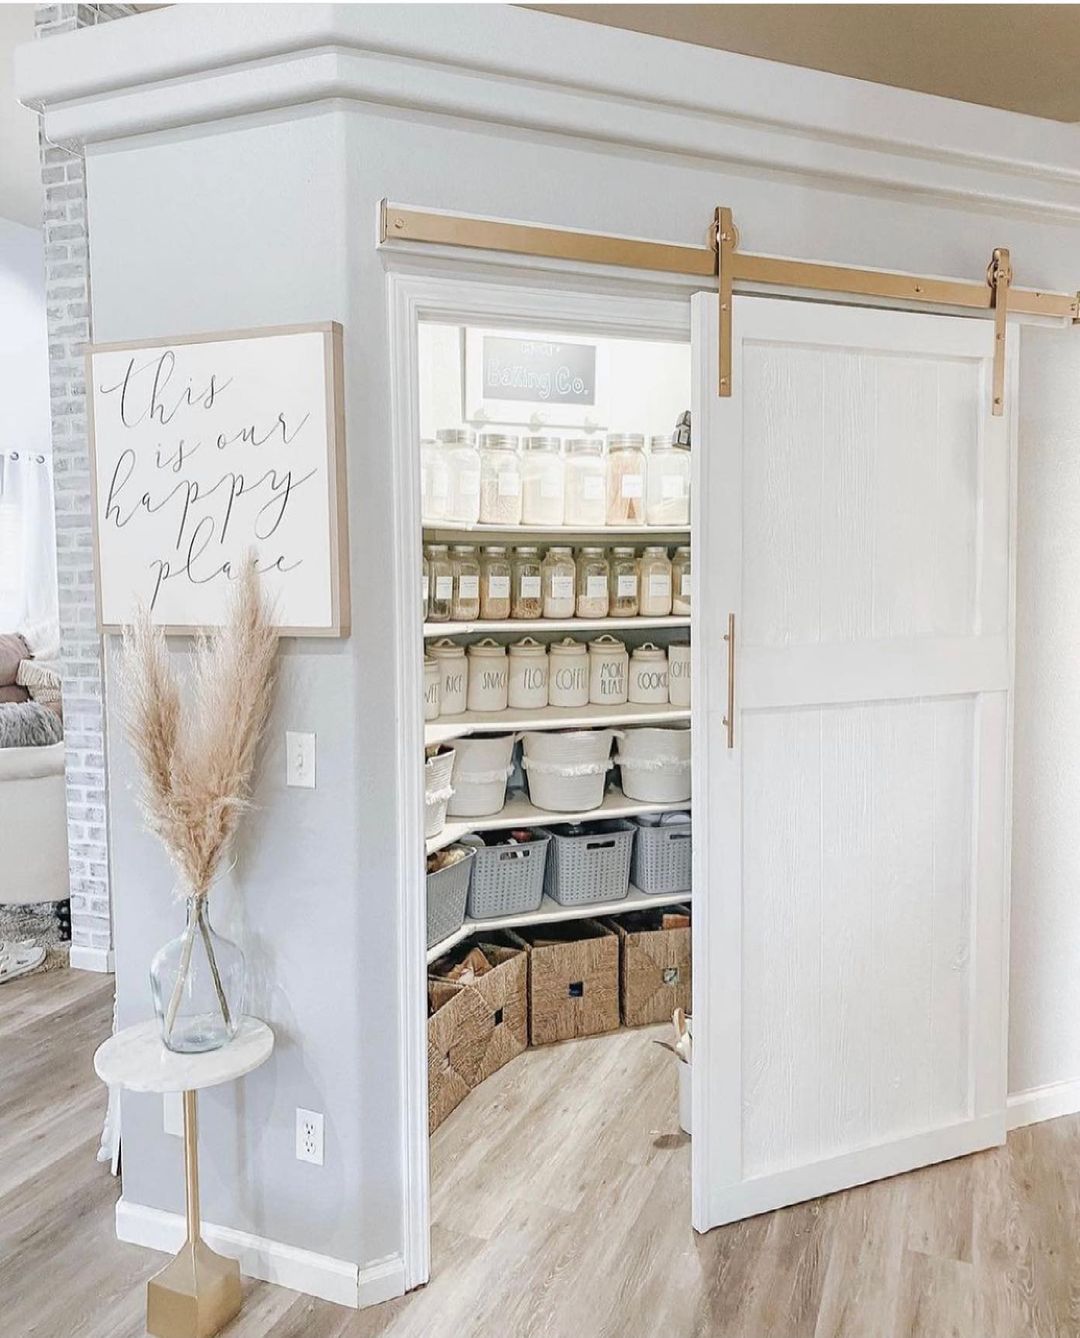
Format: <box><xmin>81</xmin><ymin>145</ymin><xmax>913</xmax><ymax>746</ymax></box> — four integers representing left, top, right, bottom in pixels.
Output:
<box><xmin>449</xmin><ymin>543</ymin><xmax>481</xmax><ymax>621</ymax></box>
<box><xmin>672</xmin><ymin>545</ymin><xmax>691</xmax><ymax>615</ymax></box>
<box><xmin>521</xmin><ymin>435</ymin><xmax>564</xmax><ymax>526</ymax></box>
<box><xmin>420</xmin><ymin>438</ymin><xmax>449</xmax><ymax>522</ymax></box>
<box><xmin>606</xmin><ymin>433</ymin><xmax>647</xmax><ymax>526</ymax></box>
<box><xmin>639</xmin><ymin>545</ymin><xmax>673</xmax><ymax>616</ymax></box>
<box><xmin>541</xmin><ymin>545</ymin><xmax>576</xmax><ymax>618</ymax></box>
<box><xmin>609</xmin><ymin>546</ymin><xmax>639</xmax><ymax>617</ymax></box>
<box><xmin>437</xmin><ymin>428</ymin><xmax>481</xmax><ymax>526</ymax></box>
<box><xmin>479</xmin><ymin>433</ymin><xmax>523</xmax><ymax>525</ymax></box>
<box><xmin>575</xmin><ymin>546</ymin><xmax>610</xmax><ymax>619</ymax></box>
<box><xmin>563</xmin><ymin>436</ymin><xmax>607</xmax><ymax>527</ymax></box>
<box><xmin>479</xmin><ymin>545</ymin><xmax>512</xmax><ymax>620</ymax></box>
<box><xmin>511</xmin><ymin>546</ymin><xmax>543</xmax><ymax>620</ymax></box>
<box><xmin>646</xmin><ymin>435</ymin><xmax>691</xmax><ymax>526</ymax></box>
<box><xmin>425</xmin><ymin>543</ymin><xmax>453</xmax><ymax>623</ymax></box>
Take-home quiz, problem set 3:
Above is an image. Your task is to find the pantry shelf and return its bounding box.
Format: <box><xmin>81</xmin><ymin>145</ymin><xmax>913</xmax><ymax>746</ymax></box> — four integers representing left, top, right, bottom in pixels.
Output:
<box><xmin>422</xmin><ymin>520</ymin><xmax>690</xmax><ymax>542</ymax></box>
<box><xmin>425</xmin><ymin>700</ymin><xmax>690</xmax><ymax>746</ymax></box>
<box><xmin>426</xmin><ymin>787</ymin><xmax>691</xmax><ymax>855</ymax></box>
<box><xmin>426</xmin><ymin>885</ymin><xmax>693</xmax><ymax>964</ymax></box>
<box><xmin>423</xmin><ymin>615</ymin><xmax>690</xmax><ymax>638</ymax></box>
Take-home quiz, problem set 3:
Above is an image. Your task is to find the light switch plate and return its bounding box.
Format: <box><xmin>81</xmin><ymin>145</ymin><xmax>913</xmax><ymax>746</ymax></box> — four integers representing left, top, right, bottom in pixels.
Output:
<box><xmin>286</xmin><ymin>731</ymin><xmax>316</xmax><ymax>788</ymax></box>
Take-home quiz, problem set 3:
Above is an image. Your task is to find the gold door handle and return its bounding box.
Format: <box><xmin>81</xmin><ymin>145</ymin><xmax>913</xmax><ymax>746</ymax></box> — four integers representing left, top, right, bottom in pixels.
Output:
<box><xmin>722</xmin><ymin>613</ymin><xmax>735</xmax><ymax>749</ymax></box>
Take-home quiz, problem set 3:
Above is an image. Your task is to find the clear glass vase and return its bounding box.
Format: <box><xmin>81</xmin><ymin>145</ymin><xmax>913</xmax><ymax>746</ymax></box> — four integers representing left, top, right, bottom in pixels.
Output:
<box><xmin>150</xmin><ymin>897</ymin><xmax>245</xmax><ymax>1053</ymax></box>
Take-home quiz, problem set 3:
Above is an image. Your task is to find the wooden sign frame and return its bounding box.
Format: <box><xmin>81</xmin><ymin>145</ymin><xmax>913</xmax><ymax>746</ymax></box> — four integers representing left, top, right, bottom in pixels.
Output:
<box><xmin>85</xmin><ymin>321</ymin><xmax>349</xmax><ymax>637</ymax></box>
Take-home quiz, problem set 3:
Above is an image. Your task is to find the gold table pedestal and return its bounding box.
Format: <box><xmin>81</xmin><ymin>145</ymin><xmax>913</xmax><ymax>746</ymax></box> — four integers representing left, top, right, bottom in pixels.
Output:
<box><xmin>147</xmin><ymin>1091</ymin><xmax>242</xmax><ymax>1338</ymax></box>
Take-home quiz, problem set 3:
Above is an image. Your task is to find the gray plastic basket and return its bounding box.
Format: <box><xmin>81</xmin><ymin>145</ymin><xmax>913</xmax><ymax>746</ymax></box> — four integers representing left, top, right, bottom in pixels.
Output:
<box><xmin>426</xmin><ymin>848</ymin><xmax>475</xmax><ymax>949</ymax></box>
<box><xmin>631</xmin><ymin>819</ymin><xmax>692</xmax><ymax>895</ymax></box>
<box><xmin>468</xmin><ymin>832</ymin><xmax>550</xmax><ymax>919</ymax></box>
<box><xmin>541</xmin><ymin>820</ymin><xmax>634</xmax><ymax>907</ymax></box>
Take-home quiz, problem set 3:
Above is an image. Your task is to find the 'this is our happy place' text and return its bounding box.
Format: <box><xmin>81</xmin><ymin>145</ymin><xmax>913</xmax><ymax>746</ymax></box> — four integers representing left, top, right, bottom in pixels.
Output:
<box><xmin>98</xmin><ymin>349</ymin><xmax>316</xmax><ymax>609</ymax></box>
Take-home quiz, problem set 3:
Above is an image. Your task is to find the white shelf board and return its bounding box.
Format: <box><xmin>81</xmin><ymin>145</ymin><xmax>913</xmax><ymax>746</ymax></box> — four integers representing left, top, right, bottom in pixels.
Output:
<box><xmin>426</xmin><ymin>700</ymin><xmax>690</xmax><ymax>746</ymax></box>
<box><xmin>422</xmin><ymin>520</ymin><xmax>690</xmax><ymax>541</ymax></box>
<box><xmin>423</xmin><ymin>615</ymin><xmax>690</xmax><ymax>638</ymax></box>
<box><xmin>427</xmin><ymin>787</ymin><xmax>691</xmax><ymax>854</ymax></box>
<box><xmin>426</xmin><ymin>885</ymin><xmax>693</xmax><ymax>964</ymax></box>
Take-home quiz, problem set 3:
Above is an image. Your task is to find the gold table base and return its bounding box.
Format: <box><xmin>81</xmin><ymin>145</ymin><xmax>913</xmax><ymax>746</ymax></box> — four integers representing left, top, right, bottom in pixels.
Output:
<box><xmin>147</xmin><ymin>1091</ymin><xmax>242</xmax><ymax>1338</ymax></box>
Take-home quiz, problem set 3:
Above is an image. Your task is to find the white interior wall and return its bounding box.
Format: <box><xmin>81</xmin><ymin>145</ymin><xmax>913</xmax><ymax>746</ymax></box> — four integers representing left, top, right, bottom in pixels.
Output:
<box><xmin>0</xmin><ymin>217</ymin><xmax>49</xmax><ymax>454</ymax></box>
<box><xmin>17</xmin><ymin>0</ymin><xmax>1080</xmax><ymax>1301</ymax></box>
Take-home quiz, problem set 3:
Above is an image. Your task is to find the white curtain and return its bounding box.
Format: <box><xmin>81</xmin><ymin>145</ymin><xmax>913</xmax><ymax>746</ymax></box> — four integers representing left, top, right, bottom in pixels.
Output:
<box><xmin>0</xmin><ymin>450</ymin><xmax>58</xmax><ymax>634</ymax></box>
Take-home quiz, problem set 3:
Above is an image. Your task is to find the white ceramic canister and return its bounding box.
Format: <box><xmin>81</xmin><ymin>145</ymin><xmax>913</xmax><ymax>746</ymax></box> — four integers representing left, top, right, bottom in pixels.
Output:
<box><xmin>423</xmin><ymin>656</ymin><xmax>441</xmax><ymax>721</ymax></box>
<box><xmin>547</xmin><ymin>637</ymin><xmax>589</xmax><ymax>708</ymax></box>
<box><xmin>588</xmin><ymin>633</ymin><xmax>629</xmax><ymax>706</ymax></box>
<box><xmin>668</xmin><ymin>641</ymin><xmax>691</xmax><ymax>707</ymax></box>
<box><xmin>466</xmin><ymin>638</ymin><xmax>509</xmax><ymax>713</ymax></box>
<box><xmin>508</xmin><ymin>637</ymin><xmax>549</xmax><ymax>711</ymax></box>
<box><xmin>628</xmin><ymin>642</ymin><xmax>670</xmax><ymax>704</ymax></box>
<box><xmin>429</xmin><ymin>638</ymin><xmax>468</xmax><ymax>716</ymax></box>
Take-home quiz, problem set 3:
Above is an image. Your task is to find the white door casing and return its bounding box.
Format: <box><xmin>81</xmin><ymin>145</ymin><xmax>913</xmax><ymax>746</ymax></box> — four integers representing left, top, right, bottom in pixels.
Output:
<box><xmin>691</xmin><ymin>295</ymin><xmax>1014</xmax><ymax>1230</ymax></box>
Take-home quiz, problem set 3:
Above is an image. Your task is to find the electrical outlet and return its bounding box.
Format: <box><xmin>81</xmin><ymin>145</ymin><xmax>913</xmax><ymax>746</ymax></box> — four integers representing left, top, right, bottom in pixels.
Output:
<box><xmin>163</xmin><ymin>1092</ymin><xmax>183</xmax><ymax>1138</ymax></box>
<box><xmin>296</xmin><ymin>1107</ymin><xmax>324</xmax><ymax>1165</ymax></box>
<box><xmin>286</xmin><ymin>732</ymin><xmax>316</xmax><ymax>788</ymax></box>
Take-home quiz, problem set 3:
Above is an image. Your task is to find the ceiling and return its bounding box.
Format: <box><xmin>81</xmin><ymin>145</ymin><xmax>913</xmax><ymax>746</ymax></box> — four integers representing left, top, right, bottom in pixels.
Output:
<box><xmin>529</xmin><ymin>4</ymin><xmax>1080</xmax><ymax>123</ymax></box>
<box><xmin>0</xmin><ymin>3</ymin><xmax>42</xmax><ymax>228</ymax></box>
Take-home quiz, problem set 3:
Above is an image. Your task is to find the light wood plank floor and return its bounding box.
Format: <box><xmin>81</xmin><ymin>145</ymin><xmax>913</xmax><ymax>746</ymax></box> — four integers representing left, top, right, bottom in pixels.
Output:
<box><xmin>4</xmin><ymin>969</ymin><xmax>1079</xmax><ymax>1337</ymax></box>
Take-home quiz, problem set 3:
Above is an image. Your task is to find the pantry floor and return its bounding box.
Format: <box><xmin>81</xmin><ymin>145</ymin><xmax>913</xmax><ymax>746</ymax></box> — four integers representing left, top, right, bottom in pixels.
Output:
<box><xmin>10</xmin><ymin>968</ymin><xmax>1080</xmax><ymax>1338</ymax></box>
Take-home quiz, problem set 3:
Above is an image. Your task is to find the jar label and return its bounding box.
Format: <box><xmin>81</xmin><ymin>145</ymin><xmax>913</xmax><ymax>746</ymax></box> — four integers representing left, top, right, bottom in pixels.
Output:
<box><xmin>458</xmin><ymin>575</ymin><xmax>480</xmax><ymax>600</ymax></box>
<box><xmin>540</xmin><ymin>477</ymin><xmax>562</xmax><ymax>499</ymax></box>
<box><xmin>649</xmin><ymin>574</ymin><xmax>671</xmax><ymax>598</ymax></box>
<box><xmin>583</xmin><ymin>475</ymin><xmax>604</xmax><ymax>501</ymax></box>
<box><xmin>487</xmin><ymin>575</ymin><xmax>511</xmax><ymax>599</ymax></box>
<box><xmin>554</xmin><ymin>666</ymin><xmax>587</xmax><ymax>689</ymax></box>
<box><xmin>431</xmin><ymin>474</ymin><xmax>449</xmax><ymax>498</ymax></box>
<box><xmin>661</xmin><ymin>475</ymin><xmax>685</xmax><ymax>499</ymax></box>
<box><xmin>422</xmin><ymin>576</ymin><xmax>430</xmax><ymax>601</ymax></box>
<box><xmin>435</xmin><ymin>576</ymin><xmax>453</xmax><ymax>600</ymax></box>
<box><xmin>617</xmin><ymin>574</ymin><xmax>637</xmax><ymax>598</ymax></box>
<box><xmin>520</xmin><ymin>666</ymin><xmax>547</xmax><ymax>689</ymax></box>
<box><xmin>670</xmin><ymin>658</ymin><xmax>690</xmax><ymax>678</ymax></box>
<box><xmin>634</xmin><ymin>669</ymin><xmax>669</xmax><ymax>691</ymax></box>
<box><xmin>444</xmin><ymin>671</ymin><xmax>464</xmax><ymax>693</ymax></box>
<box><xmin>498</xmin><ymin>472</ymin><xmax>521</xmax><ymax>497</ymax></box>
<box><xmin>459</xmin><ymin>470</ymin><xmax>480</xmax><ymax>496</ymax></box>
<box><xmin>519</xmin><ymin>575</ymin><xmax>541</xmax><ymax>599</ymax></box>
<box><xmin>550</xmin><ymin>575</ymin><xmax>574</xmax><ymax>599</ymax></box>
<box><xmin>621</xmin><ymin>474</ymin><xmax>644</xmax><ymax>499</ymax></box>
<box><xmin>425</xmin><ymin>681</ymin><xmax>439</xmax><ymax>704</ymax></box>
<box><xmin>479</xmin><ymin>669</ymin><xmax>507</xmax><ymax>689</ymax></box>
<box><xmin>586</xmin><ymin>576</ymin><xmax>607</xmax><ymax>599</ymax></box>
<box><xmin>680</xmin><ymin>574</ymin><xmax>691</xmax><ymax>598</ymax></box>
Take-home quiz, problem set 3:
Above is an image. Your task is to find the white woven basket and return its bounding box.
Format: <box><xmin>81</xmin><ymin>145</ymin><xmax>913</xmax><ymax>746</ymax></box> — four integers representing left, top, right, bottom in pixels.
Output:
<box><xmin>520</xmin><ymin>729</ymin><xmax>616</xmax><ymax>812</ymax></box>
<box><xmin>446</xmin><ymin>733</ymin><xmax>516</xmax><ymax>818</ymax></box>
<box><xmin>424</xmin><ymin>748</ymin><xmax>457</xmax><ymax>838</ymax></box>
<box><xmin>616</xmin><ymin>725</ymin><xmax>691</xmax><ymax>803</ymax></box>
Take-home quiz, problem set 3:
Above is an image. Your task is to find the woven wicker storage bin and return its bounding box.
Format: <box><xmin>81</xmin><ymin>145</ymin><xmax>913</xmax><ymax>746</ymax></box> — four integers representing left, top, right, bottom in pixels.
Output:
<box><xmin>630</xmin><ymin>818</ymin><xmax>692</xmax><ymax>895</ymax></box>
<box><xmin>541</xmin><ymin>819</ymin><xmax>634</xmax><ymax>906</ymax></box>
<box><xmin>426</xmin><ymin>847</ymin><xmax>475</xmax><ymax>949</ymax></box>
<box><xmin>427</xmin><ymin>977</ymin><xmax>487</xmax><ymax>1133</ymax></box>
<box><xmin>505</xmin><ymin>920</ymin><xmax>619</xmax><ymax>1045</ymax></box>
<box><xmin>604</xmin><ymin>906</ymin><xmax>691</xmax><ymax>1028</ymax></box>
<box><xmin>468</xmin><ymin>831</ymin><xmax>550</xmax><ymax>918</ymax></box>
<box><xmin>465</xmin><ymin>941</ymin><xmax>529</xmax><ymax>1084</ymax></box>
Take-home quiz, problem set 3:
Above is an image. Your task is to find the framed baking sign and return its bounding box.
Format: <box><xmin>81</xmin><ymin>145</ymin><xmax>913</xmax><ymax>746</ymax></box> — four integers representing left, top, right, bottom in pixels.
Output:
<box><xmin>87</xmin><ymin>323</ymin><xmax>349</xmax><ymax>635</ymax></box>
<box><xmin>463</xmin><ymin>326</ymin><xmax>609</xmax><ymax>430</ymax></box>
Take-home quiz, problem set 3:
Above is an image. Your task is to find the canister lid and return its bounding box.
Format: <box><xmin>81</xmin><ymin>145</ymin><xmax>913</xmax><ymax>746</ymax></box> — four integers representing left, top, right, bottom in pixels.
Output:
<box><xmin>522</xmin><ymin>435</ymin><xmax>561</xmax><ymax>451</ymax></box>
<box><xmin>429</xmin><ymin>638</ymin><xmax>465</xmax><ymax>656</ymax></box>
<box><xmin>588</xmin><ymin>633</ymin><xmax>626</xmax><ymax>653</ymax></box>
<box><xmin>478</xmin><ymin>432</ymin><xmax>520</xmax><ymax>451</ymax></box>
<box><xmin>631</xmin><ymin>642</ymin><xmax>666</xmax><ymax>659</ymax></box>
<box><xmin>564</xmin><ymin>436</ymin><xmax>602</xmax><ymax>455</ymax></box>
<box><xmin>509</xmin><ymin>637</ymin><xmax>546</xmax><ymax>654</ymax></box>
<box><xmin>436</xmin><ymin>428</ymin><xmax>476</xmax><ymax>445</ymax></box>
<box><xmin>467</xmin><ymin>637</ymin><xmax>507</xmax><ymax>655</ymax></box>
<box><xmin>550</xmin><ymin>637</ymin><xmax>587</xmax><ymax>655</ymax></box>
<box><xmin>606</xmin><ymin>433</ymin><xmax>645</xmax><ymax>450</ymax></box>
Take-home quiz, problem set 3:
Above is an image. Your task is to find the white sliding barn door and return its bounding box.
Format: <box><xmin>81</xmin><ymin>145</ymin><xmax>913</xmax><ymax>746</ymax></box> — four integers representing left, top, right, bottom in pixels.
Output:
<box><xmin>691</xmin><ymin>295</ymin><xmax>1012</xmax><ymax>1230</ymax></box>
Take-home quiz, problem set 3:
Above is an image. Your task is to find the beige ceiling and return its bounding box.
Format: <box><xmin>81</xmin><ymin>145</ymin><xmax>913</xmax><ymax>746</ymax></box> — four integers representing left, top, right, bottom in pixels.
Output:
<box><xmin>529</xmin><ymin>5</ymin><xmax>1080</xmax><ymax>123</ymax></box>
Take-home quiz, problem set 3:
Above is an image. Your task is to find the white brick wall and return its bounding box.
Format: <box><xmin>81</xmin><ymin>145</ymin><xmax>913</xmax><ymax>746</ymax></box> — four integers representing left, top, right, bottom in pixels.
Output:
<box><xmin>36</xmin><ymin>3</ymin><xmax>136</xmax><ymax>959</ymax></box>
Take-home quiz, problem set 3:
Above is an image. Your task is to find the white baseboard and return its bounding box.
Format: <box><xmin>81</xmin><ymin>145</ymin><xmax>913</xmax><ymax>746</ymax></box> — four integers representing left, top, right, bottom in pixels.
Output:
<box><xmin>115</xmin><ymin>1198</ymin><xmax>404</xmax><ymax>1309</ymax></box>
<box><xmin>69</xmin><ymin>945</ymin><xmax>114</xmax><ymax>973</ymax></box>
<box><xmin>1007</xmin><ymin>1077</ymin><xmax>1080</xmax><ymax>1130</ymax></box>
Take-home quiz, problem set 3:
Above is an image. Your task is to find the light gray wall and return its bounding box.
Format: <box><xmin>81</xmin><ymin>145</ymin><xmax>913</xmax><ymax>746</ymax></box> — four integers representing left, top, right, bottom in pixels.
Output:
<box><xmin>0</xmin><ymin>216</ymin><xmax>48</xmax><ymax>455</ymax></box>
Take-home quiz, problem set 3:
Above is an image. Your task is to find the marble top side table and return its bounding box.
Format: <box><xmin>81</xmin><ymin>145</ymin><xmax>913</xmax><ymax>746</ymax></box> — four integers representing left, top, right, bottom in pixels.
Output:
<box><xmin>94</xmin><ymin>1017</ymin><xmax>274</xmax><ymax>1338</ymax></box>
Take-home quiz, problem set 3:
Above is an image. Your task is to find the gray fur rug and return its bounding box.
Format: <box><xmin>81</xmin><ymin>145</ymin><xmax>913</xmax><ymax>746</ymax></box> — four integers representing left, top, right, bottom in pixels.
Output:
<box><xmin>0</xmin><ymin>701</ymin><xmax>63</xmax><ymax>748</ymax></box>
<box><xmin>0</xmin><ymin>902</ymin><xmax>71</xmax><ymax>975</ymax></box>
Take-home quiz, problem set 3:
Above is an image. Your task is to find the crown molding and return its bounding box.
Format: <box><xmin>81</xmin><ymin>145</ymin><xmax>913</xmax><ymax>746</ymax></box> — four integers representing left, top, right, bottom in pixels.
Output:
<box><xmin>17</xmin><ymin>3</ymin><xmax>1080</xmax><ymax>220</ymax></box>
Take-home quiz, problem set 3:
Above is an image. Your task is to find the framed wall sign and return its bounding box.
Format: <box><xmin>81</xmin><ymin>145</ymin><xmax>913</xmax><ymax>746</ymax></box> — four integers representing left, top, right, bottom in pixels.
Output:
<box><xmin>463</xmin><ymin>326</ymin><xmax>609</xmax><ymax>430</ymax></box>
<box><xmin>87</xmin><ymin>322</ymin><xmax>349</xmax><ymax>635</ymax></box>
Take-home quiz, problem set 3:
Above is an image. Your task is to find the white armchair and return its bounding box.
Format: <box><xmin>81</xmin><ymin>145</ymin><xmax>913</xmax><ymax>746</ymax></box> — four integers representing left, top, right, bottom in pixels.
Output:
<box><xmin>0</xmin><ymin>741</ymin><xmax>69</xmax><ymax>905</ymax></box>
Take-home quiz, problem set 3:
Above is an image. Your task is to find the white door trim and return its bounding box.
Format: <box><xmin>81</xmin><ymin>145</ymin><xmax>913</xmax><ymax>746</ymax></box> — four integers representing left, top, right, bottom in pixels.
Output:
<box><xmin>386</xmin><ymin>264</ymin><xmax>692</xmax><ymax>1291</ymax></box>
